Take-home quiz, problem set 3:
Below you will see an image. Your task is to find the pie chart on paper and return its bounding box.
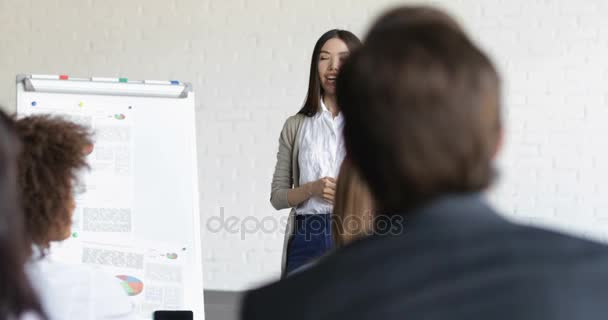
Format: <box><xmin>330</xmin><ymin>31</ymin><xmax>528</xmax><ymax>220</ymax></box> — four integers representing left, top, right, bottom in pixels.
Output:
<box><xmin>116</xmin><ymin>275</ymin><xmax>144</xmax><ymax>296</ymax></box>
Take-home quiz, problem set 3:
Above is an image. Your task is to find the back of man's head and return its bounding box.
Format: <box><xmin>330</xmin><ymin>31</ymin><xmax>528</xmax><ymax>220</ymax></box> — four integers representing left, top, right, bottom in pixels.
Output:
<box><xmin>337</xmin><ymin>6</ymin><xmax>501</xmax><ymax>213</ymax></box>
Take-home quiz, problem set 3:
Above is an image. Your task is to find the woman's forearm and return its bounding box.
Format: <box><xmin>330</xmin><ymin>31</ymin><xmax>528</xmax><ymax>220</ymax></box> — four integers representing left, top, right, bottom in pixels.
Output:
<box><xmin>287</xmin><ymin>183</ymin><xmax>313</xmax><ymax>207</ymax></box>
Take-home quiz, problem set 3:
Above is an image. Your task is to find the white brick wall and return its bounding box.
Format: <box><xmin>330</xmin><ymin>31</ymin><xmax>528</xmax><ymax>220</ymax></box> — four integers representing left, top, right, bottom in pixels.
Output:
<box><xmin>1</xmin><ymin>0</ymin><xmax>608</xmax><ymax>291</ymax></box>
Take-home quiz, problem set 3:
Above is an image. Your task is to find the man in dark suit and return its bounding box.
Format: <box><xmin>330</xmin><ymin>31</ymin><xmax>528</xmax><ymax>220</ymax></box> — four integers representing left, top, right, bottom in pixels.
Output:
<box><xmin>241</xmin><ymin>6</ymin><xmax>608</xmax><ymax>320</ymax></box>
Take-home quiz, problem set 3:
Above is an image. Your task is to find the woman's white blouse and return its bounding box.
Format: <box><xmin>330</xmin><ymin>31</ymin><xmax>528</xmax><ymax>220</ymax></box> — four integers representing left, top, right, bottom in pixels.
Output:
<box><xmin>296</xmin><ymin>99</ymin><xmax>346</xmax><ymax>214</ymax></box>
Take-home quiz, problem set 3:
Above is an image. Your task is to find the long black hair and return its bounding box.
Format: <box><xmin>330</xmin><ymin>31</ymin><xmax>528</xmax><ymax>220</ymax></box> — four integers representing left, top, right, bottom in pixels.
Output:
<box><xmin>0</xmin><ymin>109</ymin><xmax>46</xmax><ymax>319</ymax></box>
<box><xmin>297</xmin><ymin>29</ymin><xmax>361</xmax><ymax>117</ymax></box>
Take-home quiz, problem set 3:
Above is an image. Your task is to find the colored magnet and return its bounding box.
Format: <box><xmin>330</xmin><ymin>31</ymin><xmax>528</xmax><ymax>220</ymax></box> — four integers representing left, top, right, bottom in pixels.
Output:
<box><xmin>59</xmin><ymin>75</ymin><xmax>69</xmax><ymax>80</ymax></box>
<box><xmin>31</xmin><ymin>101</ymin><xmax>37</xmax><ymax>107</ymax></box>
<box><xmin>78</xmin><ymin>102</ymin><xmax>84</xmax><ymax>107</ymax></box>
<box><xmin>119</xmin><ymin>78</ymin><xmax>128</xmax><ymax>83</ymax></box>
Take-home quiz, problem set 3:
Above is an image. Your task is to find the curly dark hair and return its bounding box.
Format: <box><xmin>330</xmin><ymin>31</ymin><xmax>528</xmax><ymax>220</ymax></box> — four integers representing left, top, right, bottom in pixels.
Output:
<box><xmin>15</xmin><ymin>115</ymin><xmax>92</xmax><ymax>249</ymax></box>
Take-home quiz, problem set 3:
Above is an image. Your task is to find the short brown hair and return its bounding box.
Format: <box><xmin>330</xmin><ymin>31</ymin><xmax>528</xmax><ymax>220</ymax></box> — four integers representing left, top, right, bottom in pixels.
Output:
<box><xmin>337</xmin><ymin>6</ymin><xmax>501</xmax><ymax>213</ymax></box>
<box><xmin>16</xmin><ymin>115</ymin><xmax>92</xmax><ymax>248</ymax></box>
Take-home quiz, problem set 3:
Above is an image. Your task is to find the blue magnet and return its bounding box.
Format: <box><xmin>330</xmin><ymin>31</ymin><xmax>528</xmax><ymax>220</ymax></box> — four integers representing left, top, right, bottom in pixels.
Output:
<box><xmin>31</xmin><ymin>101</ymin><xmax>37</xmax><ymax>107</ymax></box>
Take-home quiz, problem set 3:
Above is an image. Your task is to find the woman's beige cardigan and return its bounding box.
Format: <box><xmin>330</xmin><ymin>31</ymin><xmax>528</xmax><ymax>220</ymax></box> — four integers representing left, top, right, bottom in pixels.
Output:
<box><xmin>270</xmin><ymin>113</ymin><xmax>306</xmax><ymax>276</ymax></box>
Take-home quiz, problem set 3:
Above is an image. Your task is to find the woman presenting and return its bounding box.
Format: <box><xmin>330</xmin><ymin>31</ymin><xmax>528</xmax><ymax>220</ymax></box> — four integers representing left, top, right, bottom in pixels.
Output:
<box><xmin>270</xmin><ymin>29</ymin><xmax>361</xmax><ymax>276</ymax></box>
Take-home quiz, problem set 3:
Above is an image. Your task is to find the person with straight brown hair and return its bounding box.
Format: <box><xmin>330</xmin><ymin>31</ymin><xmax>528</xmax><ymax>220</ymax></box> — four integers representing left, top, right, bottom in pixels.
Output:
<box><xmin>270</xmin><ymin>29</ymin><xmax>361</xmax><ymax>276</ymax></box>
<box><xmin>242</xmin><ymin>6</ymin><xmax>608</xmax><ymax>320</ymax></box>
<box><xmin>286</xmin><ymin>159</ymin><xmax>375</xmax><ymax>275</ymax></box>
<box><xmin>332</xmin><ymin>158</ymin><xmax>375</xmax><ymax>247</ymax></box>
<box><xmin>0</xmin><ymin>110</ymin><xmax>46</xmax><ymax>320</ymax></box>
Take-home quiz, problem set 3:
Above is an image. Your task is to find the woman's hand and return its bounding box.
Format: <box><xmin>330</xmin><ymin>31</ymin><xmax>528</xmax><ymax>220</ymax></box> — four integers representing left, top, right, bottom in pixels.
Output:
<box><xmin>309</xmin><ymin>177</ymin><xmax>337</xmax><ymax>204</ymax></box>
<box><xmin>287</xmin><ymin>177</ymin><xmax>337</xmax><ymax>208</ymax></box>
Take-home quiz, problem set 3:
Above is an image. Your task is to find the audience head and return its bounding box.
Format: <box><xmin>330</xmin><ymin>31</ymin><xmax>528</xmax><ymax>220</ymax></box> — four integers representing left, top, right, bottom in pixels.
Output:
<box><xmin>16</xmin><ymin>115</ymin><xmax>92</xmax><ymax>250</ymax></box>
<box><xmin>332</xmin><ymin>159</ymin><xmax>375</xmax><ymax>247</ymax></box>
<box><xmin>0</xmin><ymin>109</ymin><xmax>45</xmax><ymax>319</ymax></box>
<box><xmin>299</xmin><ymin>29</ymin><xmax>362</xmax><ymax>116</ymax></box>
<box><xmin>337</xmin><ymin>6</ymin><xmax>501</xmax><ymax>213</ymax></box>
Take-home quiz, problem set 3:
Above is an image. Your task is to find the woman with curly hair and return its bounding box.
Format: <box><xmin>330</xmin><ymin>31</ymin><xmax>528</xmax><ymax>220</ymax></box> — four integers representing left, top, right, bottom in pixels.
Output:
<box><xmin>16</xmin><ymin>115</ymin><xmax>134</xmax><ymax>320</ymax></box>
<box><xmin>0</xmin><ymin>110</ymin><xmax>46</xmax><ymax>320</ymax></box>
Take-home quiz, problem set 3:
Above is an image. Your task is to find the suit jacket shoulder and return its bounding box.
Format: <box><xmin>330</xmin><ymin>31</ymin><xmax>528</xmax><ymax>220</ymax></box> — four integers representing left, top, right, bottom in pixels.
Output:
<box><xmin>242</xmin><ymin>195</ymin><xmax>608</xmax><ymax>320</ymax></box>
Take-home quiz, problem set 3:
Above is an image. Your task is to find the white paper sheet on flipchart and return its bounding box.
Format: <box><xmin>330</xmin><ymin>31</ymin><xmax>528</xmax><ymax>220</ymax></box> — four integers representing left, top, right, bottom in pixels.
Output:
<box><xmin>49</xmin><ymin>239</ymin><xmax>193</xmax><ymax>319</ymax></box>
<box><xmin>17</xmin><ymin>83</ymin><xmax>204</xmax><ymax>320</ymax></box>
